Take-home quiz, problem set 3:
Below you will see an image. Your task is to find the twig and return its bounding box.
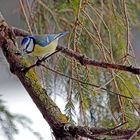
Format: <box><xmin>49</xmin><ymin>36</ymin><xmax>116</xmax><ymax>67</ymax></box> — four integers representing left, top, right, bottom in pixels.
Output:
<box><xmin>57</xmin><ymin>45</ymin><xmax>140</xmax><ymax>75</ymax></box>
<box><xmin>40</xmin><ymin>63</ymin><xmax>132</xmax><ymax>99</ymax></box>
<box><xmin>23</xmin><ymin>56</ymin><xmax>132</xmax><ymax>99</ymax></box>
<box><xmin>104</xmin><ymin>121</ymin><xmax>128</xmax><ymax>135</ymax></box>
<box><xmin>19</xmin><ymin>0</ymin><xmax>33</xmax><ymax>34</ymax></box>
<box><xmin>22</xmin><ymin>50</ymin><xmax>60</xmax><ymax>73</ymax></box>
<box><xmin>123</xmin><ymin>0</ymin><xmax>130</xmax><ymax>55</ymax></box>
<box><xmin>26</xmin><ymin>0</ymin><xmax>38</xmax><ymax>34</ymax></box>
<box><xmin>9</xmin><ymin>27</ymin><xmax>140</xmax><ymax>75</ymax></box>
<box><xmin>62</xmin><ymin>124</ymin><xmax>139</xmax><ymax>139</ymax></box>
<box><xmin>36</xmin><ymin>0</ymin><xmax>59</xmax><ymax>29</ymax></box>
<box><xmin>128</xmin><ymin>125</ymin><xmax>140</xmax><ymax>140</ymax></box>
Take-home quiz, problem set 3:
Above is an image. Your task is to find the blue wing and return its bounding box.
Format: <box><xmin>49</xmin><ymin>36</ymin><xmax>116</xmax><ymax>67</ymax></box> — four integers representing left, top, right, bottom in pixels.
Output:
<box><xmin>33</xmin><ymin>31</ymin><xmax>69</xmax><ymax>47</ymax></box>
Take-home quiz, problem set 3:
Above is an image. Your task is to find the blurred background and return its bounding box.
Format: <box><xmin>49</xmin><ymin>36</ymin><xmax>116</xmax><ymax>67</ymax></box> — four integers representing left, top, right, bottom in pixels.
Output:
<box><xmin>1</xmin><ymin>0</ymin><xmax>140</xmax><ymax>140</ymax></box>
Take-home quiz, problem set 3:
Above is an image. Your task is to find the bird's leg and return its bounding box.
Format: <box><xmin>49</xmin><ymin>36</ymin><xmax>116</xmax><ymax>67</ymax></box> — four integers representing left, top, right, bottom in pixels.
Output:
<box><xmin>22</xmin><ymin>50</ymin><xmax>61</xmax><ymax>74</ymax></box>
<box><xmin>22</xmin><ymin>63</ymin><xmax>36</xmax><ymax>74</ymax></box>
<box><xmin>35</xmin><ymin>50</ymin><xmax>60</xmax><ymax>66</ymax></box>
<box><xmin>36</xmin><ymin>57</ymin><xmax>42</xmax><ymax>66</ymax></box>
<box><xmin>22</xmin><ymin>57</ymin><xmax>41</xmax><ymax>73</ymax></box>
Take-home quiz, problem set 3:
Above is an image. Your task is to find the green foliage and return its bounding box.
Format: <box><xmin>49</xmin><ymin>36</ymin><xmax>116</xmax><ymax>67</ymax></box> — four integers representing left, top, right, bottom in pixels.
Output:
<box><xmin>22</xmin><ymin>0</ymin><xmax>140</xmax><ymax>134</ymax></box>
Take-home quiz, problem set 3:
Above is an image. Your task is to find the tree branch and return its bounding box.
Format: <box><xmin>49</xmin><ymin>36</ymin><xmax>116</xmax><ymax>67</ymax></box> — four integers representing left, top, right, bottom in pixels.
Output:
<box><xmin>40</xmin><ymin>63</ymin><xmax>132</xmax><ymax>99</ymax></box>
<box><xmin>1</xmin><ymin>12</ymin><xmax>140</xmax><ymax>139</ymax></box>
<box><xmin>64</xmin><ymin>124</ymin><xmax>140</xmax><ymax>139</ymax></box>
<box><xmin>57</xmin><ymin>45</ymin><xmax>140</xmax><ymax>75</ymax></box>
<box><xmin>11</xmin><ymin>26</ymin><xmax>140</xmax><ymax>75</ymax></box>
<box><xmin>0</xmin><ymin>12</ymin><xmax>71</xmax><ymax>139</ymax></box>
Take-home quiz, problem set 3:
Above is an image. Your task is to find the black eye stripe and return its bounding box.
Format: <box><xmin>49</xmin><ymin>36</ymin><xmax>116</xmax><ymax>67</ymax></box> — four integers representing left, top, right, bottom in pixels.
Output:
<box><xmin>25</xmin><ymin>38</ymin><xmax>35</xmax><ymax>54</ymax></box>
<box><xmin>26</xmin><ymin>38</ymin><xmax>31</xmax><ymax>50</ymax></box>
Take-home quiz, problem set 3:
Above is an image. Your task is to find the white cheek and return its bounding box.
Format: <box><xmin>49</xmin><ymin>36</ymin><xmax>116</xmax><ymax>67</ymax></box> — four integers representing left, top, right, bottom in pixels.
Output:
<box><xmin>23</xmin><ymin>44</ymin><xmax>26</xmax><ymax>50</ymax></box>
<box><xmin>26</xmin><ymin>40</ymin><xmax>34</xmax><ymax>52</ymax></box>
<box><xmin>22</xmin><ymin>39</ymin><xmax>30</xmax><ymax>51</ymax></box>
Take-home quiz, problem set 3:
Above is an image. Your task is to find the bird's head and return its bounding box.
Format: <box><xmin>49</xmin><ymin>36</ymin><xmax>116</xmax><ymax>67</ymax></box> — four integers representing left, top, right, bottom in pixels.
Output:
<box><xmin>21</xmin><ymin>36</ymin><xmax>35</xmax><ymax>54</ymax></box>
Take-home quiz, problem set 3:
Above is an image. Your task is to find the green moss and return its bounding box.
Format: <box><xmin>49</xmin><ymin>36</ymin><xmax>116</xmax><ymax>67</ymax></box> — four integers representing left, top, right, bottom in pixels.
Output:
<box><xmin>21</xmin><ymin>59</ymin><xmax>30</xmax><ymax>67</ymax></box>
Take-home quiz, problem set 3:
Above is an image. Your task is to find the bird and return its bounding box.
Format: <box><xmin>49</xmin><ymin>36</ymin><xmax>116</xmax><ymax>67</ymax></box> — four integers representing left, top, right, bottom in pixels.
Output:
<box><xmin>21</xmin><ymin>31</ymin><xmax>69</xmax><ymax>57</ymax></box>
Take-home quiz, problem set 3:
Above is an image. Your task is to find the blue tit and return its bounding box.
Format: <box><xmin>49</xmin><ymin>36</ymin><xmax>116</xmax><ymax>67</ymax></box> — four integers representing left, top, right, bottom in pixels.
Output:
<box><xmin>21</xmin><ymin>31</ymin><xmax>68</xmax><ymax>57</ymax></box>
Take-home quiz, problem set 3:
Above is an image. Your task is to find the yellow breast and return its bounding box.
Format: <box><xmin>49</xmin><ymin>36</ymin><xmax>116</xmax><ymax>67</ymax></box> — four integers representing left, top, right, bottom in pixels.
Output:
<box><xmin>29</xmin><ymin>40</ymin><xmax>58</xmax><ymax>57</ymax></box>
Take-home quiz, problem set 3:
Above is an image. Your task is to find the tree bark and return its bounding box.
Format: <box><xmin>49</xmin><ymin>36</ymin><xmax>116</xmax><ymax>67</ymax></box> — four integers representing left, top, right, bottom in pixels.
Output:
<box><xmin>0</xmin><ymin>12</ymin><xmax>75</xmax><ymax>139</ymax></box>
<box><xmin>1</xmin><ymin>12</ymin><xmax>140</xmax><ymax>140</ymax></box>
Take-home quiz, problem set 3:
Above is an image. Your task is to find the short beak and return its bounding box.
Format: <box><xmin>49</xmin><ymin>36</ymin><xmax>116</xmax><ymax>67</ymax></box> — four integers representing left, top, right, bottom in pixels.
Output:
<box><xmin>23</xmin><ymin>48</ymin><xmax>27</xmax><ymax>53</ymax></box>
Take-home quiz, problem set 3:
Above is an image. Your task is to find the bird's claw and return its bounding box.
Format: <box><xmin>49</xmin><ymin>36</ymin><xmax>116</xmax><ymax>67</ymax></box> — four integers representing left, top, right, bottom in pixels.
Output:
<box><xmin>36</xmin><ymin>59</ymin><xmax>42</xmax><ymax>66</ymax></box>
<box><xmin>63</xmin><ymin>124</ymin><xmax>71</xmax><ymax>131</ymax></box>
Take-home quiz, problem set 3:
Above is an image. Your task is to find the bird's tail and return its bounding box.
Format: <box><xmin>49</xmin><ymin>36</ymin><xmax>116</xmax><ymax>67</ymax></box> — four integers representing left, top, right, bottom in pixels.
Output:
<box><xmin>56</xmin><ymin>31</ymin><xmax>69</xmax><ymax>39</ymax></box>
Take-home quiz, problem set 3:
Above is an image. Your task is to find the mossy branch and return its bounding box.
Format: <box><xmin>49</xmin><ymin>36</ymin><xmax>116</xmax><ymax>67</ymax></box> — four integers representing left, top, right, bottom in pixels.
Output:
<box><xmin>1</xmin><ymin>12</ymin><xmax>140</xmax><ymax>139</ymax></box>
<box><xmin>0</xmin><ymin>12</ymin><xmax>70</xmax><ymax>139</ymax></box>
